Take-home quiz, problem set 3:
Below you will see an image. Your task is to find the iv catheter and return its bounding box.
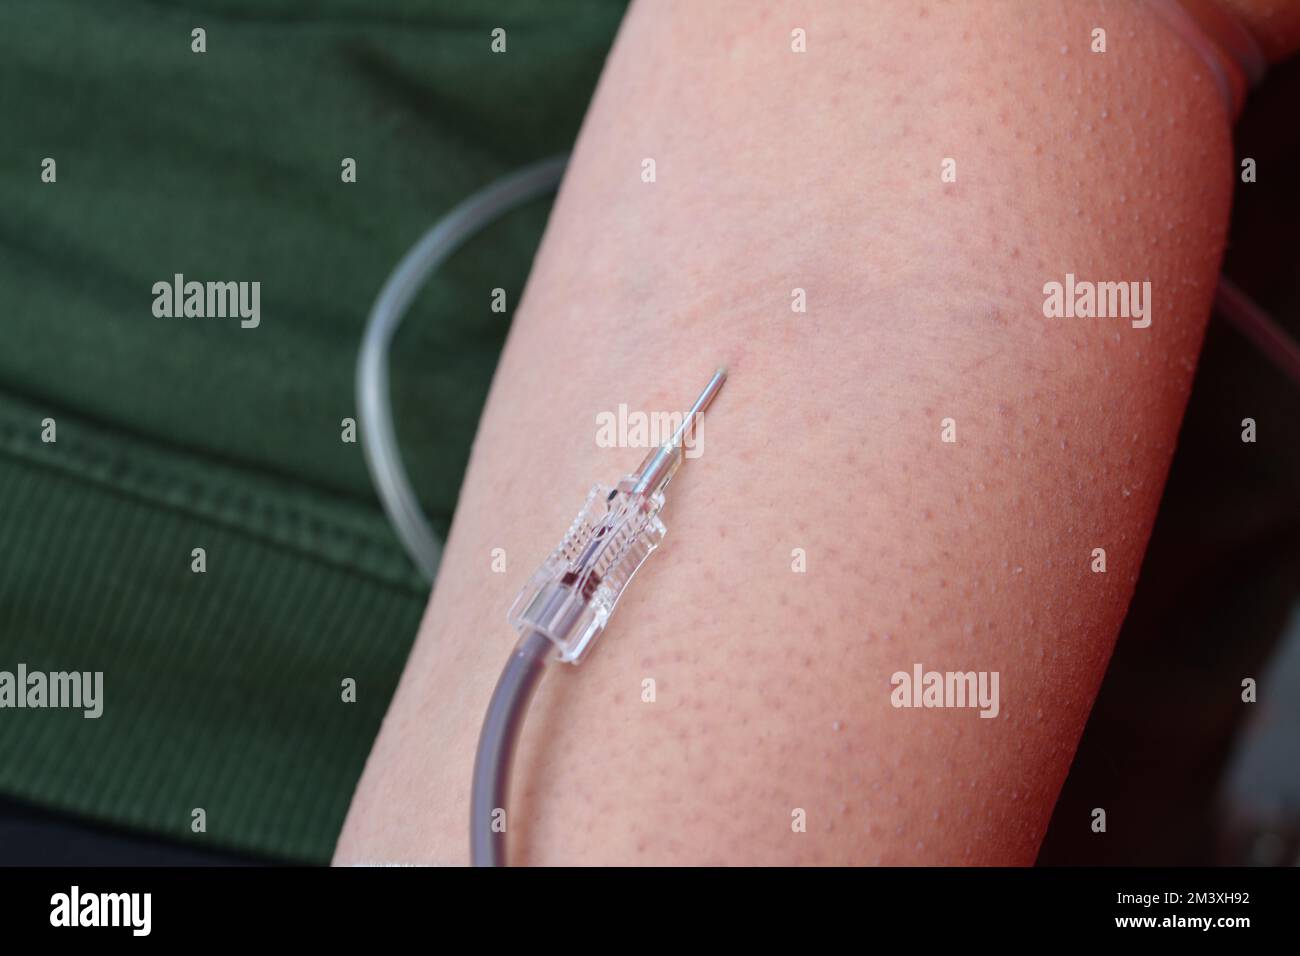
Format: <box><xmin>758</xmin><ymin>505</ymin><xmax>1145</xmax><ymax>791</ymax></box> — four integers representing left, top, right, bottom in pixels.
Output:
<box><xmin>469</xmin><ymin>368</ymin><xmax>727</xmax><ymax>867</ymax></box>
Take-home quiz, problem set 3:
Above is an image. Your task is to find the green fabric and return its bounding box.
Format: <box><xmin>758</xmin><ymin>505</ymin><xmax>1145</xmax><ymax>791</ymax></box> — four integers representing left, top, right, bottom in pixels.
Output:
<box><xmin>0</xmin><ymin>0</ymin><xmax>626</xmax><ymax>862</ymax></box>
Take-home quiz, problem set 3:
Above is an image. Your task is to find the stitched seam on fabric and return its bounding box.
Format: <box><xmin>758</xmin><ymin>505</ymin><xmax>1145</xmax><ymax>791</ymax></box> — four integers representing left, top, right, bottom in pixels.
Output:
<box><xmin>0</xmin><ymin>404</ymin><xmax>427</xmax><ymax>597</ymax></box>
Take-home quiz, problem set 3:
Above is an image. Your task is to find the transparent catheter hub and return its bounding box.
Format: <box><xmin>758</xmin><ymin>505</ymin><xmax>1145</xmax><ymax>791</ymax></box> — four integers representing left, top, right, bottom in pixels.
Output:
<box><xmin>507</xmin><ymin>368</ymin><xmax>727</xmax><ymax>665</ymax></box>
<box><xmin>508</xmin><ymin>480</ymin><xmax>666</xmax><ymax>663</ymax></box>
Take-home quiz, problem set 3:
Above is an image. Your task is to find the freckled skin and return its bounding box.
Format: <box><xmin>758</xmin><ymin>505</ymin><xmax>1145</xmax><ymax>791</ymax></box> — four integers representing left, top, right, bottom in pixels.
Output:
<box><xmin>335</xmin><ymin>1</ymin><xmax>1297</xmax><ymax>865</ymax></box>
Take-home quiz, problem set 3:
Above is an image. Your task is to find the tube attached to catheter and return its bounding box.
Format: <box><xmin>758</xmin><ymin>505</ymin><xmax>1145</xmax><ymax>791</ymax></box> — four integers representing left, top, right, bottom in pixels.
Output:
<box><xmin>471</xmin><ymin>369</ymin><xmax>727</xmax><ymax>866</ymax></box>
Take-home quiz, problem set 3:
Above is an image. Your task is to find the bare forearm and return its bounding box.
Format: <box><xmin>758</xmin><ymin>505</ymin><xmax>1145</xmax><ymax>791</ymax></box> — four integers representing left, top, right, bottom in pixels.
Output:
<box><xmin>338</xmin><ymin>0</ymin><xmax>1242</xmax><ymax>864</ymax></box>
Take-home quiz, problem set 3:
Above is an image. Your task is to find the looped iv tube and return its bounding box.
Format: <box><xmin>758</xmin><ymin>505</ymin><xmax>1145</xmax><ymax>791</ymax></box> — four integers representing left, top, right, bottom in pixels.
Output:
<box><xmin>469</xmin><ymin>368</ymin><xmax>727</xmax><ymax>867</ymax></box>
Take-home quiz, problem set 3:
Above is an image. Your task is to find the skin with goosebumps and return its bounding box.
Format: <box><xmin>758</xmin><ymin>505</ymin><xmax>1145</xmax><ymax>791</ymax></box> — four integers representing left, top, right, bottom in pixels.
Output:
<box><xmin>335</xmin><ymin>0</ymin><xmax>1297</xmax><ymax>865</ymax></box>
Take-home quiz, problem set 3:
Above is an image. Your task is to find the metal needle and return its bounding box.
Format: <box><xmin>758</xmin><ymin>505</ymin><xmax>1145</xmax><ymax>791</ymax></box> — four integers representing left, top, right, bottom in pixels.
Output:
<box><xmin>631</xmin><ymin>367</ymin><xmax>727</xmax><ymax>495</ymax></box>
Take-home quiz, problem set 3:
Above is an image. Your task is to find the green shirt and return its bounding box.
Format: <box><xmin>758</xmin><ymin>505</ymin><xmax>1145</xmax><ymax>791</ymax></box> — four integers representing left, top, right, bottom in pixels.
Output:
<box><xmin>0</xmin><ymin>0</ymin><xmax>626</xmax><ymax>862</ymax></box>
